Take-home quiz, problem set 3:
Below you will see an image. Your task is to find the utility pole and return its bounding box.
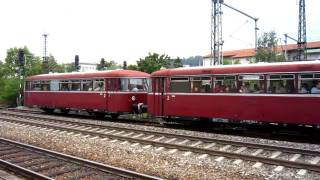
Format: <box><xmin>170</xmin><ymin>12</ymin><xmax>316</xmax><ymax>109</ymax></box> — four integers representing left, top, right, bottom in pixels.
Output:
<box><xmin>43</xmin><ymin>34</ymin><xmax>49</xmax><ymax>74</ymax></box>
<box><xmin>298</xmin><ymin>0</ymin><xmax>307</xmax><ymax>60</ymax></box>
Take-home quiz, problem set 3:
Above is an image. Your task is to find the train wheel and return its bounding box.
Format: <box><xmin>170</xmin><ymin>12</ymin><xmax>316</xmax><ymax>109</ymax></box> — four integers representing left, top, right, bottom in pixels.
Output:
<box><xmin>95</xmin><ymin>112</ymin><xmax>106</xmax><ymax>118</ymax></box>
<box><xmin>41</xmin><ymin>108</ymin><xmax>54</xmax><ymax>114</ymax></box>
<box><xmin>110</xmin><ymin>113</ymin><xmax>119</xmax><ymax>119</ymax></box>
<box><xmin>61</xmin><ymin>109</ymin><xmax>70</xmax><ymax>114</ymax></box>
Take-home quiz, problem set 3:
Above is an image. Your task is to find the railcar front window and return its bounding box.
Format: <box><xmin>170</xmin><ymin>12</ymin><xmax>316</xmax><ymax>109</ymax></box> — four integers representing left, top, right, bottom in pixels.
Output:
<box><xmin>239</xmin><ymin>75</ymin><xmax>264</xmax><ymax>93</ymax></box>
<box><xmin>170</xmin><ymin>77</ymin><xmax>190</xmax><ymax>93</ymax></box>
<box><xmin>120</xmin><ymin>78</ymin><xmax>148</xmax><ymax>92</ymax></box>
<box><xmin>268</xmin><ymin>74</ymin><xmax>294</xmax><ymax>94</ymax></box>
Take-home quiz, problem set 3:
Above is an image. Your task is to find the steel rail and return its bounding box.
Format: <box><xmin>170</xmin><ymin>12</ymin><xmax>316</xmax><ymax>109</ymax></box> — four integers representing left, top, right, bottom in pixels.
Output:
<box><xmin>0</xmin><ymin>138</ymin><xmax>162</xmax><ymax>180</ymax></box>
<box><xmin>1</xmin><ymin>116</ymin><xmax>320</xmax><ymax>173</ymax></box>
<box><xmin>1</xmin><ymin>110</ymin><xmax>319</xmax><ymax>157</ymax></box>
<box><xmin>0</xmin><ymin>159</ymin><xmax>53</xmax><ymax>180</ymax></box>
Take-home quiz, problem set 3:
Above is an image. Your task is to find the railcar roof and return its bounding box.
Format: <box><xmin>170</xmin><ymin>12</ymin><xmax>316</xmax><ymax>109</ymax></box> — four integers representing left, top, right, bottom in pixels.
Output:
<box><xmin>151</xmin><ymin>61</ymin><xmax>320</xmax><ymax>77</ymax></box>
<box><xmin>26</xmin><ymin>70</ymin><xmax>149</xmax><ymax>80</ymax></box>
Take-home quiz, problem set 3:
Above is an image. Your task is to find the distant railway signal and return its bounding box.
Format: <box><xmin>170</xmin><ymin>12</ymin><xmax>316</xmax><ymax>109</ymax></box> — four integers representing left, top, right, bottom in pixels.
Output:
<box><xmin>75</xmin><ymin>55</ymin><xmax>80</xmax><ymax>71</ymax></box>
<box><xmin>18</xmin><ymin>49</ymin><xmax>25</xmax><ymax>67</ymax></box>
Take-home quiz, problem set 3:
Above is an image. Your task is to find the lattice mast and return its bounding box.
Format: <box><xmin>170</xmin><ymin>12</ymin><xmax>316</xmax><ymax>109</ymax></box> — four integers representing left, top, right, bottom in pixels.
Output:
<box><xmin>42</xmin><ymin>34</ymin><xmax>49</xmax><ymax>73</ymax></box>
<box><xmin>211</xmin><ymin>0</ymin><xmax>223</xmax><ymax>66</ymax></box>
<box><xmin>297</xmin><ymin>0</ymin><xmax>307</xmax><ymax>60</ymax></box>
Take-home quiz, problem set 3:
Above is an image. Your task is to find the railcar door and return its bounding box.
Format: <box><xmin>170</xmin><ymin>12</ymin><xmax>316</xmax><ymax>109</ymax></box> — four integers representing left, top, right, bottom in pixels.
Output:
<box><xmin>106</xmin><ymin>78</ymin><xmax>121</xmax><ymax>112</ymax></box>
<box><xmin>152</xmin><ymin>77</ymin><xmax>165</xmax><ymax>117</ymax></box>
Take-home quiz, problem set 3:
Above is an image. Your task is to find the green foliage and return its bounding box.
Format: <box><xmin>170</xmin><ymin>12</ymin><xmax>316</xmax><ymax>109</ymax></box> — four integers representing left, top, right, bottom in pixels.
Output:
<box><xmin>64</xmin><ymin>63</ymin><xmax>76</xmax><ymax>72</ymax></box>
<box><xmin>127</xmin><ymin>64</ymin><xmax>138</xmax><ymax>70</ymax></box>
<box><xmin>0</xmin><ymin>77</ymin><xmax>19</xmax><ymax>104</ymax></box>
<box><xmin>0</xmin><ymin>47</ymin><xmax>43</xmax><ymax>105</ymax></box>
<box><xmin>173</xmin><ymin>57</ymin><xmax>183</xmax><ymax>68</ymax></box>
<box><xmin>223</xmin><ymin>59</ymin><xmax>232</xmax><ymax>65</ymax></box>
<box><xmin>47</xmin><ymin>55</ymin><xmax>65</xmax><ymax>73</ymax></box>
<box><xmin>234</xmin><ymin>59</ymin><xmax>241</xmax><ymax>64</ymax></box>
<box><xmin>106</xmin><ymin>60</ymin><xmax>121</xmax><ymax>70</ymax></box>
<box><xmin>137</xmin><ymin>53</ymin><xmax>182</xmax><ymax>74</ymax></box>
<box><xmin>3</xmin><ymin>47</ymin><xmax>43</xmax><ymax>77</ymax></box>
<box><xmin>255</xmin><ymin>31</ymin><xmax>285</xmax><ymax>63</ymax></box>
<box><xmin>137</xmin><ymin>53</ymin><xmax>170</xmax><ymax>74</ymax></box>
<box><xmin>96</xmin><ymin>59</ymin><xmax>120</xmax><ymax>70</ymax></box>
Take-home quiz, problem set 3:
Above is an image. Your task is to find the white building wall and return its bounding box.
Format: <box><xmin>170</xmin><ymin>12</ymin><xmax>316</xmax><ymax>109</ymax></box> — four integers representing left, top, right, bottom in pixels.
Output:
<box><xmin>79</xmin><ymin>63</ymin><xmax>97</xmax><ymax>72</ymax></box>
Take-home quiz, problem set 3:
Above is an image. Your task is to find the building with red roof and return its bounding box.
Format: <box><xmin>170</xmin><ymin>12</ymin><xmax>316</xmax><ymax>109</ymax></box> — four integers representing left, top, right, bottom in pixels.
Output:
<box><xmin>203</xmin><ymin>41</ymin><xmax>320</xmax><ymax>66</ymax></box>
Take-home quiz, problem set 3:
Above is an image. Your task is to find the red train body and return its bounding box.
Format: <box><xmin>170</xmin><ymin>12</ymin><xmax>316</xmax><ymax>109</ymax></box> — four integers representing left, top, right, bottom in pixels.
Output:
<box><xmin>24</xmin><ymin>70</ymin><xmax>149</xmax><ymax>117</ymax></box>
<box><xmin>148</xmin><ymin>61</ymin><xmax>320</xmax><ymax>125</ymax></box>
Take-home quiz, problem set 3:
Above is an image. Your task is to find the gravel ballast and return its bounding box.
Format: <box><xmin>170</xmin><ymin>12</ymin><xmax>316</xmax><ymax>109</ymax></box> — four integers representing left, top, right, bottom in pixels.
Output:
<box><xmin>0</xmin><ymin>120</ymin><xmax>319</xmax><ymax>179</ymax></box>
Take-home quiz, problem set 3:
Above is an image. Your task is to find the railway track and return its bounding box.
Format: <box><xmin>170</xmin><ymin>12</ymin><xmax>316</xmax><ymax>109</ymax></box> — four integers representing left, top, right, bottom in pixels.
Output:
<box><xmin>0</xmin><ymin>110</ymin><xmax>319</xmax><ymax>176</ymax></box>
<box><xmin>0</xmin><ymin>138</ymin><xmax>161</xmax><ymax>180</ymax></box>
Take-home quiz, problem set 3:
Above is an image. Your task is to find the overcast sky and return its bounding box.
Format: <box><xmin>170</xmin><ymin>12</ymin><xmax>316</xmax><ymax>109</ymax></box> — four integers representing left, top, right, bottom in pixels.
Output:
<box><xmin>0</xmin><ymin>0</ymin><xmax>319</xmax><ymax>65</ymax></box>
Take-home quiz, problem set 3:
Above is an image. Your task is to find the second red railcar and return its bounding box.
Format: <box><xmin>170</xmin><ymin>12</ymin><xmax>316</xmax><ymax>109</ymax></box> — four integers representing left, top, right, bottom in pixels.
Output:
<box><xmin>148</xmin><ymin>61</ymin><xmax>320</xmax><ymax>125</ymax></box>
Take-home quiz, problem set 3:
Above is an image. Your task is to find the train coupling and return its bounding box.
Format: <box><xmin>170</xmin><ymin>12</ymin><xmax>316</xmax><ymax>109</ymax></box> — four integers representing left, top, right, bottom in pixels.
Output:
<box><xmin>132</xmin><ymin>103</ymin><xmax>148</xmax><ymax>114</ymax></box>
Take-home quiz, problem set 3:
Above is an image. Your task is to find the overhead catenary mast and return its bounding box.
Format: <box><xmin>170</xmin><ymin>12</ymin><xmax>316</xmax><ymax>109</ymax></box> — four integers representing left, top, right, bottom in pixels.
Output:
<box><xmin>210</xmin><ymin>0</ymin><xmax>258</xmax><ymax>66</ymax></box>
<box><xmin>211</xmin><ymin>0</ymin><xmax>223</xmax><ymax>66</ymax></box>
<box><xmin>297</xmin><ymin>0</ymin><xmax>307</xmax><ymax>60</ymax></box>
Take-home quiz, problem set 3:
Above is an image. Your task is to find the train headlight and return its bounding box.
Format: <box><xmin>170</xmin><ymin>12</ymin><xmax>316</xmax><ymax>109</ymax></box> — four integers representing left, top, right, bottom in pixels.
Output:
<box><xmin>131</xmin><ymin>96</ymin><xmax>136</xmax><ymax>101</ymax></box>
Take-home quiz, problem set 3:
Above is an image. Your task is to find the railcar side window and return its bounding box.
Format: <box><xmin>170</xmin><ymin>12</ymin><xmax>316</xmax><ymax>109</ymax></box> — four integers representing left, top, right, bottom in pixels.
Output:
<box><xmin>191</xmin><ymin>77</ymin><xmax>212</xmax><ymax>93</ymax></box>
<box><xmin>60</xmin><ymin>80</ymin><xmax>70</xmax><ymax>91</ymax></box>
<box><xmin>239</xmin><ymin>75</ymin><xmax>264</xmax><ymax>93</ymax></box>
<box><xmin>40</xmin><ymin>81</ymin><xmax>50</xmax><ymax>91</ymax></box>
<box><xmin>71</xmin><ymin>80</ymin><xmax>81</xmax><ymax>91</ymax></box>
<box><xmin>170</xmin><ymin>77</ymin><xmax>190</xmax><ymax>93</ymax></box>
<box><xmin>299</xmin><ymin>73</ymin><xmax>320</xmax><ymax>94</ymax></box>
<box><xmin>267</xmin><ymin>74</ymin><xmax>294</xmax><ymax>94</ymax></box>
<box><xmin>50</xmin><ymin>80</ymin><xmax>59</xmax><ymax>91</ymax></box>
<box><xmin>213</xmin><ymin>76</ymin><xmax>237</xmax><ymax>93</ymax></box>
<box><xmin>93</xmin><ymin>79</ymin><xmax>105</xmax><ymax>91</ymax></box>
<box><xmin>81</xmin><ymin>80</ymin><xmax>93</xmax><ymax>91</ymax></box>
<box><xmin>31</xmin><ymin>81</ymin><xmax>41</xmax><ymax>91</ymax></box>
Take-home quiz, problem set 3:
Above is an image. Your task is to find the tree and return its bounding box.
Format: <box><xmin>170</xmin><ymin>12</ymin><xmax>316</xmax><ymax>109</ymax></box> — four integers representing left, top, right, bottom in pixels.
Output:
<box><xmin>105</xmin><ymin>60</ymin><xmax>120</xmax><ymax>70</ymax></box>
<box><xmin>97</xmin><ymin>58</ymin><xmax>106</xmax><ymax>71</ymax></box>
<box><xmin>127</xmin><ymin>64</ymin><xmax>138</xmax><ymax>70</ymax></box>
<box><xmin>47</xmin><ymin>54</ymin><xmax>65</xmax><ymax>73</ymax></box>
<box><xmin>173</xmin><ymin>57</ymin><xmax>183</xmax><ymax>68</ymax></box>
<box><xmin>137</xmin><ymin>53</ymin><xmax>171</xmax><ymax>74</ymax></box>
<box><xmin>0</xmin><ymin>47</ymin><xmax>43</xmax><ymax>105</ymax></box>
<box><xmin>255</xmin><ymin>31</ymin><xmax>285</xmax><ymax>63</ymax></box>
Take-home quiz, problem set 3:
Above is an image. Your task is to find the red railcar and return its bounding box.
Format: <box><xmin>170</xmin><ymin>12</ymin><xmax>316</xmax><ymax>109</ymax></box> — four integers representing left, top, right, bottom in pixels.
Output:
<box><xmin>24</xmin><ymin>70</ymin><xmax>149</xmax><ymax>118</ymax></box>
<box><xmin>148</xmin><ymin>61</ymin><xmax>320</xmax><ymax>125</ymax></box>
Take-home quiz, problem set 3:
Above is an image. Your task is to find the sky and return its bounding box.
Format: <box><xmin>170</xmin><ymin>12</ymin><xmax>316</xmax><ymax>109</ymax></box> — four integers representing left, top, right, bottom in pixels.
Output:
<box><xmin>0</xmin><ymin>0</ymin><xmax>319</xmax><ymax>65</ymax></box>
